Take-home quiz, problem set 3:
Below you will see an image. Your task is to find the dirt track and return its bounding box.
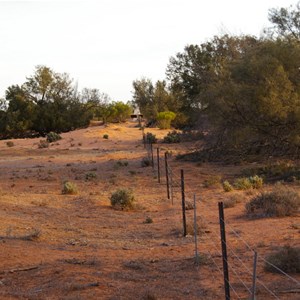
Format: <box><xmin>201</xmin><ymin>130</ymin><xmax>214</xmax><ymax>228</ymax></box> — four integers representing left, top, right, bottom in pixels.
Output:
<box><xmin>0</xmin><ymin>122</ymin><xmax>299</xmax><ymax>299</ymax></box>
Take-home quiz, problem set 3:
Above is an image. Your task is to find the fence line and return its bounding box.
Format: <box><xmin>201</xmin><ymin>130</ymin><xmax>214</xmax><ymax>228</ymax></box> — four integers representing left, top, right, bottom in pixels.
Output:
<box><xmin>143</xmin><ymin>138</ymin><xmax>300</xmax><ymax>299</ymax></box>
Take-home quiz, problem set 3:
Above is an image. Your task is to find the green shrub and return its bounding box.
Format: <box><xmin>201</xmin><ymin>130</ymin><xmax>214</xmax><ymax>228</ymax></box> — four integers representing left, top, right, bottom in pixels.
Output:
<box><xmin>103</xmin><ymin>134</ymin><xmax>109</xmax><ymax>139</ymax></box>
<box><xmin>265</xmin><ymin>246</ymin><xmax>300</xmax><ymax>273</ymax></box>
<box><xmin>156</xmin><ymin>111</ymin><xmax>176</xmax><ymax>129</ymax></box>
<box><xmin>85</xmin><ymin>172</ymin><xmax>97</xmax><ymax>181</ymax></box>
<box><xmin>249</xmin><ymin>175</ymin><xmax>264</xmax><ymax>189</ymax></box>
<box><xmin>46</xmin><ymin>132</ymin><xmax>62</xmax><ymax>143</ymax></box>
<box><xmin>110</xmin><ymin>188</ymin><xmax>135</xmax><ymax>210</ymax></box>
<box><xmin>243</xmin><ymin>162</ymin><xmax>300</xmax><ymax>182</ymax></box>
<box><xmin>145</xmin><ymin>132</ymin><xmax>157</xmax><ymax>144</ymax></box>
<box><xmin>223</xmin><ymin>180</ymin><xmax>234</xmax><ymax>192</ymax></box>
<box><xmin>234</xmin><ymin>177</ymin><xmax>252</xmax><ymax>190</ymax></box>
<box><xmin>62</xmin><ymin>181</ymin><xmax>78</xmax><ymax>195</ymax></box>
<box><xmin>245</xmin><ymin>186</ymin><xmax>300</xmax><ymax>217</ymax></box>
<box><xmin>38</xmin><ymin>140</ymin><xmax>49</xmax><ymax>148</ymax></box>
<box><xmin>116</xmin><ymin>160</ymin><xmax>129</xmax><ymax>167</ymax></box>
<box><xmin>203</xmin><ymin>175</ymin><xmax>222</xmax><ymax>188</ymax></box>
<box><xmin>6</xmin><ymin>141</ymin><xmax>14</xmax><ymax>147</ymax></box>
<box><xmin>163</xmin><ymin>130</ymin><xmax>181</xmax><ymax>143</ymax></box>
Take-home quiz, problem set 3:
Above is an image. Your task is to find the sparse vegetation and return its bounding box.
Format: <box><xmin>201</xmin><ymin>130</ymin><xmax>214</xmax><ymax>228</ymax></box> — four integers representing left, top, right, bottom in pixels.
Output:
<box><xmin>110</xmin><ymin>188</ymin><xmax>135</xmax><ymax>210</ymax></box>
<box><xmin>62</xmin><ymin>181</ymin><xmax>78</xmax><ymax>195</ymax></box>
<box><xmin>223</xmin><ymin>197</ymin><xmax>237</xmax><ymax>208</ymax></box>
<box><xmin>243</xmin><ymin>162</ymin><xmax>300</xmax><ymax>182</ymax></box>
<box><xmin>234</xmin><ymin>176</ymin><xmax>263</xmax><ymax>190</ymax></box>
<box><xmin>46</xmin><ymin>131</ymin><xmax>62</xmax><ymax>143</ymax></box>
<box><xmin>38</xmin><ymin>140</ymin><xmax>49</xmax><ymax>148</ymax></box>
<box><xmin>6</xmin><ymin>141</ymin><xmax>14</xmax><ymax>147</ymax></box>
<box><xmin>265</xmin><ymin>246</ymin><xmax>300</xmax><ymax>273</ymax></box>
<box><xmin>141</xmin><ymin>157</ymin><xmax>151</xmax><ymax>167</ymax></box>
<box><xmin>246</xmin><ymin>186</ymin><xmax>300</xmax><ymax>218</ymax></box>
<box><xmin>85</xmin><ymin>172</ymin><xmax>97</xmax><ymax>181</ymax></box>
<box><xmin>203</xmin><ymin>175</ymin><xmax>222</xmax><ymax>188</ymax></box>
<box><xmin>223</xmin><ymin>180</ymin><xmax>234</xmax><ymax>192</ymax></box>
<box><xmin>116</xmin><ymin>160</ymin><xmax>129</xmax><ymax>167</ymax></box>
<box><xmin>157</xmin><ymin>111</ymin><xmax>176</xmax><ymax>129</ymax></box>
<box><xmin>145</xmin><ymin>132</ymin><xmax>157</xmax><ymax>144</ymax></box>
<box><xmin>234</xmin><ymin>177</ymin><xmax>253</xmax><ymax>190</ymax></box>
<box><xmin>144</xmin><ymin>216</ymin><xmax>153</xmax><ymax>224</ymax></box>
<box><xmin>103</xmin><ymin>134</ymin><xmax>109</xmax><ymax>139</ymax></box>
<box><xmin>163</xmin><ymin>130</ymin><xmax>181</xmax><ymax>143</ymax></box>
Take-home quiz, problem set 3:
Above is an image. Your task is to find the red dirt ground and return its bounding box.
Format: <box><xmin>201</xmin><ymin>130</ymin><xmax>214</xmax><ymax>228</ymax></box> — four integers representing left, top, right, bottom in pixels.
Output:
<box><xmin>0</xmin><ymin>121</ymin><xmax>299</xmax><ymax>299</ymax></box>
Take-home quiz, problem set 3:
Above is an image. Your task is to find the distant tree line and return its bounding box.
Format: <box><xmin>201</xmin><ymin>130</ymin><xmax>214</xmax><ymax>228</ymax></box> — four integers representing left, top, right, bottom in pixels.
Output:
<box><xmin>0</xmin><ymin>66</ymin><xmax>132</xmax><ymax>139</ymax></box>
<box><xmin>132</xmin><ymin>2</ymin><xmax>300</xmax><ymax>157</ymax></box>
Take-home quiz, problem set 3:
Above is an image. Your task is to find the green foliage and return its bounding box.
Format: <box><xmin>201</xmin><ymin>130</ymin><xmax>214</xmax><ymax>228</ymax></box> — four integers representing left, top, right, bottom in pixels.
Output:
<box><xmin>244</xmin><ymin>162</ymin><xmax>300</xmax><ymax>182</ymax></box>
<box><xmin>234</xmin><ymin>177</ymin><xmax>253</xmax><ymax>190</ymax></box>
<box><xmin>145</xmin><ymin>132</ymin><xmax>157</xmax><ymax>144</ymax></box>
<box><xmin>245</xmin><ymin>186</ymin><xmax>300</xmax><ymax>218</ymax></box>
<box><xmin>156</xmin><ymin>111</ymin><xmax>176</xmax><ymax>129</ymax></box>
<box><xmin>103</xmin><ymin>134</ymin><xmax>109</xmax><ymax>139</ymax></box>
<box><xmin>108</xmin><ymin>101</ymin><xmax>132</xmax><ymax>123</ymax></box>
<box><xmin>132</xmin><ymin>79</ymin><xmax>178</xmax><ymax>123</ymax></box>
<box><xmin>85</xmin><ymin>172</ymin><xmax>97</xmax><ymax>181</ymax></box>
<box><xmin>163</xmin><ymin>130</ymin><xmax>181</xmax><ymax>143</ymax></box>
<box><xmin>116</xmin><ymin>160</ymin><xmax>129</xmax><ymax>167</ymax></box>
<box><xmin>249</xmin><ymin>175</ymin><xmax>264</xmax><ymax>189</ymax></box>
<box><xmin>1</xmin><ymin>66</ymin><xmax>93</xmax><ymax>138</ymax></box>
<box><xmin>6</xmin><ymin>141</ymin><xmax>14</xmax><ymax>147</ymax></box>
<box><xmin>203</xmin><ymin>175</ymin><xmax>222</xmax><ymax>188</ymax></box>
<box><xmin>62</xmin><ymin>181</ymin><xmax>78</xmax><ymax>195</ymax></box>
<box><xmin>265</xmin><ymin>246</ymin><xmax>300</xmax><ymax>274</ymax></box>
<box><xmin>268</xmin><ymin>2</ymin><xmax>300</xmax><ymax>40</ymax></box>
<box><xmin>223</xmin><ymin>181</ymin><xmax>234</xmax><ymax>192</ymax></box>
<box><xmin>46</xmin><ymin>132</ymin><xmax>62</xmax><ymax>143</ymax></box>
<box><xmin>110</xmin><ymin>188</ymin><xmax>135</xmax><ymax>210</ymax></box>
<box><xmin>144</xmin><ymin>216</ymin><xmax>153</xmax><ymax>224</ymax></box>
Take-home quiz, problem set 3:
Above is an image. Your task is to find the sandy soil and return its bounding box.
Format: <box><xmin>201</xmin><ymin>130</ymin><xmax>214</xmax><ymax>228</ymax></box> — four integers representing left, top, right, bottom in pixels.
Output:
<box><xmin>0</xmin><ymin>121</ymin><xmax>299</xmax><ymax>300</ymax></box>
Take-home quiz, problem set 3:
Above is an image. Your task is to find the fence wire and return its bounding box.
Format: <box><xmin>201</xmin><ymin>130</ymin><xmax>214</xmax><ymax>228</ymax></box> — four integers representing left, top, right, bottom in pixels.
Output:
<box><xmin>143</xmin><ymin>140</ymin><xmax>300</xmax><ymax>300</ymax></box>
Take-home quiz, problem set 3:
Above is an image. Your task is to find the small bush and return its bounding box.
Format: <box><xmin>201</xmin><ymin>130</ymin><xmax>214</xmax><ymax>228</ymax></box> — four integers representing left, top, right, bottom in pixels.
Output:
<box><xmin>203</xmin><ymin>175</ymin><xmax>222</xmax><ymax>188</ymax></box>
<box><xmin>141</xmin><ymin>157</ymin><xmax>151</xmax><ymax>167</ymax></box>
<box><xmin>249</xmin><ymin>175</ymin><xmax>263</xmax><ymax>189</ymax></box>
<box><xmin>163</xmin><ymin>130</ymin><xmax>181</xmax><ymax>143</ymax></box>
<box><xmin>38</xmin><ymin>140</ymin><xmax>49</xmax><ymax>148</ymax></box>
<box><xmin>116</xmin><ymin>160</ymin><xmax>129</xmax><ymax>167</ymax></box>
<box><xmin>85</xmin><ymin>172</ymin><xmax>97</xmax><ymax>181</ymax></box>
<box><xmin>62</xmin><ymin>181</ymin><xmax>78</xmax><ymax>195</ymax></box>
<box><xmin>265</xmin><ymin>246</ymin><xmax>300</xmax><ymax>273</ymax></box>
<box><xmin>103</xmin><ymin>134</ymin><xmax>109</xmax><ymax>139</ymax></box>
<box><xmin>234</xmin><ymin>177</ymin><xmax>252</xmax><ymax>190</ymax></box>
<box><xmin>6</xmin><ymin>141</ymin><xmax>14</xmax><ymax>147</ymax></box>
<box><xmin>243</xmin><ymin>161</ymin><xmax>300</xmax><ymax>182</ymax></box>
<box><xmin>46</xmin><ymin>132</ymin><xmax>62</xmax><ymax>143</ymax></box>
<box><xmin>223</xmin><ymin>180</ymin><xmax>234</xmax><ymax>192</ymax></box>
<box><xmin>144</xmin><ymin>216</ymin><xmax>153</xmax><ymax>224</ymax></box>
<box><xmin>245</xmin><ymin>186</ymin><xmax>300</xmax><ymax>218</ymax></box>
<box><xmin>145</xmin><ymin>132</ymin><xmax>157</xmax><ymax>144</ymax></box>
<box><xmin>157</xmin><ymin>111</ymin><xmax>176</xmax><ymax>129</ymax></box>
<box><xmin>223</xmin><ymin>197</ymin><xmax>238</xmax><ymax>208</ymax></box>
<box><xmin>110</xmin><ymin>188</ymin><xmax>135</xmax><ymax>210</ymax></box>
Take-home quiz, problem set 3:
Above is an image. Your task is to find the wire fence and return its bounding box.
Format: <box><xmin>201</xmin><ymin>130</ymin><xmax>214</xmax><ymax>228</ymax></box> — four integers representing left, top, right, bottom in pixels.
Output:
<box><xmin>143</xmin><ymin>138</ymin><xmax>300</xmax><ymax>300</ymax></box>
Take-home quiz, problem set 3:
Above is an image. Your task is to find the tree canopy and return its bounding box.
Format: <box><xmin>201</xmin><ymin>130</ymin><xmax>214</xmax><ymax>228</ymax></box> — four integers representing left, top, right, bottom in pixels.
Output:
<box><xmin>132</xmin><ymin>2</ymin><xmax>300</xmax><ymax>158</ymax></box>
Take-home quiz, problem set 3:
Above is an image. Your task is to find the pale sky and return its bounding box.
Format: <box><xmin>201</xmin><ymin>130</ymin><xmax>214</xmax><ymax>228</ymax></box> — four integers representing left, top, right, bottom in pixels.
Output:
<box><xmin>0</xmin><ymin>0</ymin><xmax>295</xmax><ymax>102</ymax></box>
